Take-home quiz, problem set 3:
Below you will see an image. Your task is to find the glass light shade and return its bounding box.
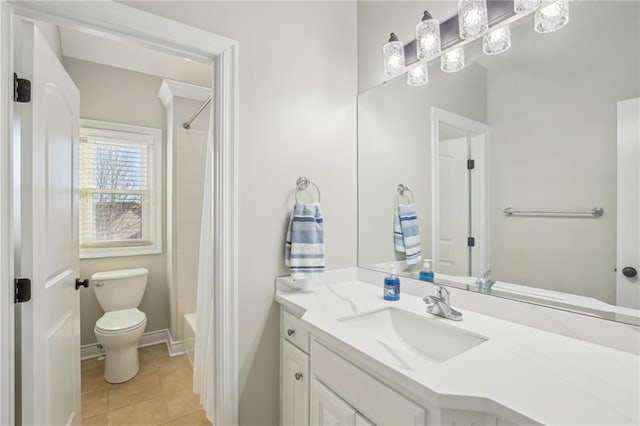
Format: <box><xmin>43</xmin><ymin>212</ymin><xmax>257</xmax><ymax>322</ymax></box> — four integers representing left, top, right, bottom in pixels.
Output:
<box><xmin>535</xmin><ymin>0</ymin><xmax>569</xmax><ymax>34</ymax></box>
<box><xmin>458</xmin><ymin>0</ymin><xmax>489</xmax><ymax>40</ymax></box>
<box><xmin>514</xmin><ymin>0</ymin><xmax>541</xmax><ymax>14</ymax></box>
<box><xmin>407</xmin><ymin>62</ymin><xmax>429</xmax><ymax>86</ymax></box>
<box><xmin>383</xmin><ymin>39</ymin><xmax>405</xmax><ymax>78</ymax></box>
<box><xmin>416</xmin><ymin>19</ymin><xmax>441</xmax><ymax>61</ymax></box>
<box><xmin>441</xmin><ymin>47</ymin><xmax>465</xmax><ymax>73</ymax></box>
<box><xmin>483</xmin><ymin>26</ymin><xmax>511</xmax><ymax>55</ymax></box>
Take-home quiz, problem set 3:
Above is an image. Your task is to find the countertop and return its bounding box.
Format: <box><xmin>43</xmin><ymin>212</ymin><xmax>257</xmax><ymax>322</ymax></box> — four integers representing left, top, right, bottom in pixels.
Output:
<box><xmin>275</xmin><ymin>272</ymin><xmax>640</xmax><ymax>425</ymax></box>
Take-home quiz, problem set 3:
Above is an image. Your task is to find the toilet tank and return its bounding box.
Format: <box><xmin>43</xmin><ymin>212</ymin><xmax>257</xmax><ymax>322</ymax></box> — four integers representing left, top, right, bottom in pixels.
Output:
<box><xmin>91</xmin><ymin>268</ymin><xmax>149</xmax><ymax>312</ymax></box>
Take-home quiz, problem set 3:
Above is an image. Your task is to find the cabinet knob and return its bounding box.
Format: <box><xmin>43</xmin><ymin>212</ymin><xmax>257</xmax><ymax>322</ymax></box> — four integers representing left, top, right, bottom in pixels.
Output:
<box><xmin>294</xmin><ymin>372</ymin><xmax>303</xmax><ymax>381</ymax></box>
<box><xmin>287</xmin><ymin>328</ymin><xmax>295</xmax><ymax>336</ymax></box>
<box><xmin>75</xmin><ymin>278</ymin><xmax>89</xmax><ymax>290</ymax></box>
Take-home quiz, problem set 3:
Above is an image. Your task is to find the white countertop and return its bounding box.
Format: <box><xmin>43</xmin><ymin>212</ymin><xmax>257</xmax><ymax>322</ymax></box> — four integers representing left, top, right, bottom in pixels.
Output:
<box><xmin>276</xmin><ymin>272</ymin><xmax>640</xmax><ymax>425</ymax></box>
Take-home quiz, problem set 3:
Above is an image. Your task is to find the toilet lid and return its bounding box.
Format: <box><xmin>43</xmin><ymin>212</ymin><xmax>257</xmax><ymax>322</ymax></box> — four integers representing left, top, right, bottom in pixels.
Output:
<box><xmin>96</xmin><ymin>308</ymin><xmax>146</xmax><ymax>333</ymax></box>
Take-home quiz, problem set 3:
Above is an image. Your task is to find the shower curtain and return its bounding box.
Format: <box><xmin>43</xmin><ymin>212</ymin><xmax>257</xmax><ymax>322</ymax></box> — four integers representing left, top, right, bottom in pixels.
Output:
<box><xmin>193</xmin><ymin>116</ymin><xmax>215</xmax><ymax>420</ymax></box>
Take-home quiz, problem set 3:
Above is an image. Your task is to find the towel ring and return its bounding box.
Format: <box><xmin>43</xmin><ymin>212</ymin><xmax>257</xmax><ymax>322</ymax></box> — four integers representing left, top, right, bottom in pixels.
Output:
<box><xmin>396</xmin><ymin>184</ymin><xmax>414</xmax><ymax>205</ymax></box>
<box><xmin>295</xmin><ymin>176</ymin><xmax>321</xmax><ymax>203</ymax></box>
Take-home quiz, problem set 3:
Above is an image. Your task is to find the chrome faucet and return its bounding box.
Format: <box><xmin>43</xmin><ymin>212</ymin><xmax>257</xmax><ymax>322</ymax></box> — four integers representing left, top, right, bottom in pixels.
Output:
<box><xmin>476</xmin><ymin>269</ymin><xmax>496</xmax><ymax>294</ymax></box>
<box><xmin>423</xmin><ymin>286</ymin><xmax>462</xmax><ymax>321</ymax></box>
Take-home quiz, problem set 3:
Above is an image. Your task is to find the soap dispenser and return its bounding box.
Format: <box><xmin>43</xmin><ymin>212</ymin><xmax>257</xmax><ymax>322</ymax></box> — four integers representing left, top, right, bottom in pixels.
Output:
<box><xmin>419</xmin><ymin>259</ymin><xmax>434</xmax><ymax>283</ymax></box>
<box><xmin>384</xmin><ymin>266</ymin><xmax>400</xmax><ymax>301</ymax></box>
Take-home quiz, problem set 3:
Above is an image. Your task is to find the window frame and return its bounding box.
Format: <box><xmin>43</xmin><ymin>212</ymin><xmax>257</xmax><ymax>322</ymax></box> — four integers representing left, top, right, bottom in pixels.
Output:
<box><xmin>79</xmin><ymin>119</ymin><xmax>163</xmax><ymax>259</ymax></box>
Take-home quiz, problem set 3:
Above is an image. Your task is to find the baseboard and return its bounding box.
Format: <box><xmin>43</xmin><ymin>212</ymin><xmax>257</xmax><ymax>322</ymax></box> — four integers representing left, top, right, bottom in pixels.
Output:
<box><xmin>81</xmin><ymin>328</ymin><xmax>185</xmax><ymax>360</ymax></box>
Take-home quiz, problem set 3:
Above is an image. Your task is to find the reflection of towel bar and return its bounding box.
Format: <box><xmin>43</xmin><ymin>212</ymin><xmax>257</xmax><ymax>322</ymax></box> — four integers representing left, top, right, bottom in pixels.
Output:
<box><xmin>503</xmin><ymin>207</ymin><xmax>604</xmax><ymax>217</ymax></box>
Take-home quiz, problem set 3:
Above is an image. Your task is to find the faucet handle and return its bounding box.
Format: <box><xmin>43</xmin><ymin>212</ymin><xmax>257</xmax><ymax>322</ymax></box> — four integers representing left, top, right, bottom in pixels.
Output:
<box><xmin>436</xmin><ymin>285</ymin><xmax>450</xmax><ymax>304</ymax></box>
<box><xmin>481</xmin><ymin>269</ymin><xmax>492</xmax><ymax>279</ymax></box>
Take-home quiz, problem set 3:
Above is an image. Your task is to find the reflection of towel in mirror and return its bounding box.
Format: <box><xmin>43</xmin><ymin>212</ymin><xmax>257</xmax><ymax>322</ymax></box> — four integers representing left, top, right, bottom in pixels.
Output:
<box><xmin>285</xmin><ymin>203</ymin><xmax>325</xmax><ymax>279</ymax></box>
<box><xmin>394</xmin><ymin>204</ymin><xmax>422</xmax><ymax>265</ymax></box>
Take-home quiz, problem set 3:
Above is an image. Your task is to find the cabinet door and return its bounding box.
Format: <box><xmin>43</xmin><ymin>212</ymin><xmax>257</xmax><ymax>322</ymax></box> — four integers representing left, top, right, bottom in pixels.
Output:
<box><xmin>355</xmin><ymin>413</ymin><xmax>375</xmax><ymax>426</ymax></box>
<box><xmin>282</xmin><ymin>340</ymin><xmax>310</xmax><ymax>426</ymax></box>
<box><xmin>311</xmin><ymin>379</ymin><xmax>356</xmax><ymax>426</ymax></box>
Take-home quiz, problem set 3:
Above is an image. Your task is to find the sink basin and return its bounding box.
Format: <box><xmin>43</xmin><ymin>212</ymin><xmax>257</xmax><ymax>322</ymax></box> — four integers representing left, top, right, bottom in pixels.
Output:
<box><xmin>337</xmin><ymin>307</ymin><xmax>487</xmax><ymax>369</ymax></box>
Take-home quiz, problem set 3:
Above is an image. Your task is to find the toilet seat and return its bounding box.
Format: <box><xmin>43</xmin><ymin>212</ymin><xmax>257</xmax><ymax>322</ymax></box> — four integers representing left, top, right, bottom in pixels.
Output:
<box><xmin>95</xmin><ymin>308</ymin><xmax>146</xmax><ymax>334</ymax></box>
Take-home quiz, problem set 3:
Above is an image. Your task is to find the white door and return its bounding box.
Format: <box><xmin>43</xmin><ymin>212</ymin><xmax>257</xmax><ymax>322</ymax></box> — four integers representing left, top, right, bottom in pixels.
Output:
<box><xmin>438</xmin><ymin>137</ymin><xmax>470</xmax><ymax>276</ymax></box>
<box><xmin>617</xmin><ymin>98</ymin><xmax>640</xmax><ymax>309</ymax></box>
<box><xmin>15</xmin><ymin>22</ymin><xmax>82</xmax><ymax>424</ymax></box>
<box><xmin>310</xmin><ymin>378</ymin><xmax>356</xmax><ymax>426</ymax></box>
<box><xmin>281</xmin><ymin>340</ymin><xmax>310</xmax><ymax>426</ymax></box>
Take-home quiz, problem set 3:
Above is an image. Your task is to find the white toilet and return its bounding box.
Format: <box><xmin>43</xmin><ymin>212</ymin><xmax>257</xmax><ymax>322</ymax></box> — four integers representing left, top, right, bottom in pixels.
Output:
<box><xmin>92</xmin><ymin>268</ymin><xmax>149</xmax><ymax>383</ymax></box>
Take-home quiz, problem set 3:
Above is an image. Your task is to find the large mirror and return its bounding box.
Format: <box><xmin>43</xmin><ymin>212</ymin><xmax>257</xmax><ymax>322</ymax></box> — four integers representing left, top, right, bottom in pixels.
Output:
<box><xmin>358</xmin><ymin>1</ymin><xmax>640</xmax><ymax>324</ymax></box>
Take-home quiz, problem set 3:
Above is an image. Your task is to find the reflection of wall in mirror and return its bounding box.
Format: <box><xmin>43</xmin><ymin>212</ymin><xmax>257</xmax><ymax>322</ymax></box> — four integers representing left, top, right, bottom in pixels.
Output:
<box><xmin>487</xmin><ymin>1</ymin><xmax>640</xmax><ymax>304</ymax></box>
<box><xmin>358</xmin><ymin>64</ymin><xmax>488</xmax><ymax>270</ymax></box>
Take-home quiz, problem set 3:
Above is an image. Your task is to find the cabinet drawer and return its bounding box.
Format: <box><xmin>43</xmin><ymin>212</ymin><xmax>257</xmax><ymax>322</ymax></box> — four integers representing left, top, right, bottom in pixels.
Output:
<box><xmin>312</xmin><ymin>340</ymin><xmax>426</xmax><ymax>426</ymax></box>
<box><xmin>283</xmin><ymin>310</ymin><xmax>310</xmax><ymax>353</ymax></box>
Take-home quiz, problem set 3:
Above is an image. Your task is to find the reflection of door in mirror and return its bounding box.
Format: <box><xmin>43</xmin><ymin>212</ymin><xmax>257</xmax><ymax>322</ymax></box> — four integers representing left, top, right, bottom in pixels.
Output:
<box><xmin>617</xmin><ymin>98</ymin><xmax>640</xmax><ymax>309</ymax></box>
<box><xmin>432</xmin><ymin>109</ymin><xmax>488</xmax><ymax>278</ymax></box>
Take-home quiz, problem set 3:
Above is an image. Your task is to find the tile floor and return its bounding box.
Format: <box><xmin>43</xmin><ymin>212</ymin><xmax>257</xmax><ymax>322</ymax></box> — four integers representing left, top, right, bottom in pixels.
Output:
<box><xmin>81</xmin><ymin>344</ymin><xmax>212</xmax><ymax>425</ymax></box>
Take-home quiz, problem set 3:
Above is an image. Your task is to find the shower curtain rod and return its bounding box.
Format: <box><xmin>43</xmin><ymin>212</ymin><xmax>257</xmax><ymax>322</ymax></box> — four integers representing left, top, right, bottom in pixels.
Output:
<box><xmin>183</xmin><ymin>96</ymin><xmax>212</xmax><ymax>129</ymax></box>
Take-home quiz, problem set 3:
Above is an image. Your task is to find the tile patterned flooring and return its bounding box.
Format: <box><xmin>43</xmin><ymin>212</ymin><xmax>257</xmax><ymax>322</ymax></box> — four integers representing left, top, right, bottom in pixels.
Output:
<box><xmin>81</xmin><ymin>344</ymin><xmax>211</xmax><ymax>425</ymax></box>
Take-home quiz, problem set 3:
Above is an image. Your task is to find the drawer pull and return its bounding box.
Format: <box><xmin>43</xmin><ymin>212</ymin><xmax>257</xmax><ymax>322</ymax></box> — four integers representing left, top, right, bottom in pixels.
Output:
<box><xmin>287</xmin><ymin>328</ymin><xmax>295</xmax><ymax>336</ymax></box>
<box><xmin>294</xmin><ymin>372</ymin><xmax>303</xmax><ymax>381</ymax></box>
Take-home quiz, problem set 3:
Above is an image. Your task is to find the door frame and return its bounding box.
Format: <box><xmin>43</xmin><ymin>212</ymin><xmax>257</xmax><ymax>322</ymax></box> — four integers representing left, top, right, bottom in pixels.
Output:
<box><xmin>0</xmin><ymin>2</ymin><xmax>239</xmax><ymax>425</ymax></box>
<box><xmin>431</xmin><ymin>107</ymin><xmax>489</xmax><ymax>277</ymax></box>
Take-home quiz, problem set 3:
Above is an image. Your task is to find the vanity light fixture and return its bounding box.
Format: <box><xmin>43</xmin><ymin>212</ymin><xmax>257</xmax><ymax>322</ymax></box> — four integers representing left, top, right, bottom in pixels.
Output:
<box><xmin>407</xmin><ymin>62</ymin><xmax>429</xmax><ymax>86</ymax></box>
<box><xmin>483</xmin><ymin>26</ymin><xmax>511</xmax><ymax>55</ymax></box>
<box><xmin>458</xmin><ymin>0</ymin><xmax>489</xmax><ymax>40</ymax></box>
<box><xmin>514</xmin><ymin>0</ymin><xmax>541</xmax><ymax>14</ymax></box>
<box><xmin>416</xmin><ymin>11</ymin><xmax>441</xmax><ymax>61</ymax></box>
<box><xmin>534</xmin><ymin>0</ymin><xmax>569</xmax><ymax>33</ymax></box>
<box><xmin>383</xmin><ymin>33</ymin><xmax>406</xmax><ymax>78</ymax></box>
<box><xmin>441</xmin><ymin>47</ymin><xmax>465</xmax><ymax>73</ymax></box>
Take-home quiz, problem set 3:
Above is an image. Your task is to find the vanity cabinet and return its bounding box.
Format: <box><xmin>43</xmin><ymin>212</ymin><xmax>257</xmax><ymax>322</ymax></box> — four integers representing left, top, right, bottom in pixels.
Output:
<box><xmin>280</xmin><ymin>307</ymin><xmax>511</xmax><ymax>426</ymax></box>
<box><xmin>311</xmin><ymin>378</ymin><xmax>358</xmax><ymax>425</ymax></box>
<box><xmin>282</xmin><ymin>340</ymin><xmax>310</xmax><ymax>425</ymax></box>
<box><xmin>281</xmin><ymin>310</ymin><xmax>311</xmax><ymax>426</ymax></box>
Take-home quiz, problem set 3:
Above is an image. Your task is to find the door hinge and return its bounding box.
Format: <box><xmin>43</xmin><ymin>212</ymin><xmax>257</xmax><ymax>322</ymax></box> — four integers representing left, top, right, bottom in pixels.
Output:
<box><xmin>467</xmin><ymin>237</ymin><xmax>475</xmax><ymax>247</ymax></box>
<box><xmin>467</xmin><ymin>159</ymin><xmax>475</xmax><ymax>170</ymax></box>
<box><xmin>14</xmin><ymin>73</ymin><xmax>31</xmax><ymax>103</ymax></box>
<box><xmin>14</xmin><ymin>278</ymin><xmax>31</xmax><ymax>303</ymax></box>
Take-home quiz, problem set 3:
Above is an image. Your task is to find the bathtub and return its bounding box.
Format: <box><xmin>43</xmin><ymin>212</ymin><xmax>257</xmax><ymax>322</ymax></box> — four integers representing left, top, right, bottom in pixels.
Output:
<box><xmin>183</xmin><ymin>313</ymin><xmax>197</xmax><ymax>367</ymax></box>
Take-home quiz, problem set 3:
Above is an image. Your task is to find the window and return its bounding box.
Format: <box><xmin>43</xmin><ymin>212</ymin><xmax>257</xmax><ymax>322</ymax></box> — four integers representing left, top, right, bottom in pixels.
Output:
<box><xmin>79</xmin><ymin>120</ymin><xmax>162</xmax><ymax>258</ymax></box>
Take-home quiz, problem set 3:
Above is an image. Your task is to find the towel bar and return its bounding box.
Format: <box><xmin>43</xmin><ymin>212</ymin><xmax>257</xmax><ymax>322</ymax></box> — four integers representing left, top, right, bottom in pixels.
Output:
<box><xmin>295</xmin><ymin>177</ymin><xmax>321</xmax><ymax>203</ymax></box>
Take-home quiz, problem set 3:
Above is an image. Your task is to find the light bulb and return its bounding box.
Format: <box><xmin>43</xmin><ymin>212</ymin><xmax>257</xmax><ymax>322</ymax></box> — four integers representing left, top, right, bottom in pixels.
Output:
<box><xmin>535</xmin><ymin>0</ymin><xmax>569</xmax><ymax>33</ymax></box>
<box><xmin>514</xmin><ymin>0</ymin><xmax>541</xmax><ymax>14</ymax></box>
<box><xmin>458</xmin><ymin>0</ymin><xmax>488</xmax><ymax>40</ymax></box>
<box><xmin>383</xmin><ymin>33</ymin><xmax>405</xmax><ymax>78</ymax></box>
<box><xmin>416</xmin><ymin>11</ymin><xmax>441</xmax><ymax>61</ymax></box>
<box><xmin>407</xmin><ymin>62</ymin><xmax>429</xmax><ymax>87</ymax></box>
<box><xmin>441</xmin><ymin>47</ymin><xmax>465</xmax><ymax>73</ymax></box>
<box><xmin>483</xmin><ymin>26</ymin><xmax>511</xmax><ymax>55</ymax></box>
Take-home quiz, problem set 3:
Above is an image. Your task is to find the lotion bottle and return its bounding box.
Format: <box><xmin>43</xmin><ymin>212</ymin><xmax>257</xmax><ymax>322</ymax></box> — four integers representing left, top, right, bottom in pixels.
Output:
<box><xmin>384</xmin><ymin>267</ymin><xmax>400</xmax><ymax>301</ymax></box>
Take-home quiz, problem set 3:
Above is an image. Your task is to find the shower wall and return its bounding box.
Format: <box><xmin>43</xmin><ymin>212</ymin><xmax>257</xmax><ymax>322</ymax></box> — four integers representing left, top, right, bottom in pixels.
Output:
<box><xmin>158</xmin><ymin>80</ymin><xmax>212</xmax><ymax>341</ymax></box>
<box><xmin>175</xmin><ymin>126</ymin><xmax>208</xmax><ymax>338</ymax></box>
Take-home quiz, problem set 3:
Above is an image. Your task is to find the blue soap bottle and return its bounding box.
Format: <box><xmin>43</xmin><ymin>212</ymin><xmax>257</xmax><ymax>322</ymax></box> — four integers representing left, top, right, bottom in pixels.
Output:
<box><xmin>419</xmin><ymin>259</ymin><xmax>434</xmax><ymax>283</ymax></box>
<box><xmin>384</xmin><ymin>267</ymin><xmax>400</xmax><ymax>301</ymax></box>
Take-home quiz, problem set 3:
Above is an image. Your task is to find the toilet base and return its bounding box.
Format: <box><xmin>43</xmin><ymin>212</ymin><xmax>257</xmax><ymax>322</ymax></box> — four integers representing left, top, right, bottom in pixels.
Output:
<box><xmin>104</xmin><ymin>343</ymin><xmax>140</xmax><ymax>383</ymax></box>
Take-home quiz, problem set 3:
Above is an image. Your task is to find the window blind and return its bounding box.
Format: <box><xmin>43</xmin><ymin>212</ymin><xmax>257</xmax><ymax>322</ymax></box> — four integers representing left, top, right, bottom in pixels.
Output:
<box><xmin>80</xmin><ymin>134</ymin><xmax>154</xmax><ymax>248</ymax></box>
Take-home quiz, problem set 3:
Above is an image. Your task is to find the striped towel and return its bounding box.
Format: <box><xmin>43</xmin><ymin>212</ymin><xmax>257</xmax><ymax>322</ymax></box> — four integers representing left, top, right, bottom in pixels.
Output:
<box><xmin>285</xmin><ymin>203</ymin><xmax>325</xmax><ymax>279</ymax></box>
<box><xmin>394</xmin><ymin>204</ymin><xmax>422</xmax><ymax>265</ymax></box>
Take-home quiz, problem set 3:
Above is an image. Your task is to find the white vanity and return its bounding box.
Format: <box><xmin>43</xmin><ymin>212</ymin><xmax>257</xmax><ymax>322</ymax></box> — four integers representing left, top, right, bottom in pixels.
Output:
<box><xmin>276</xmin><ymin>269</ymin><xmax>640</xmax><ymax>426</ymax></box>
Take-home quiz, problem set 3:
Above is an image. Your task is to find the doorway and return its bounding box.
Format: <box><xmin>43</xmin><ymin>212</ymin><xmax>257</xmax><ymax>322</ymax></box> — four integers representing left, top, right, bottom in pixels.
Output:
<box><xmin>431</xmin><ymin>107</ymin><xmax>489</xmax><ymax>278</ymax></box>
<box><xmin>0</xmin><ymin>2</ymin><xmax>238</xmax><ymax>425</ymax></box>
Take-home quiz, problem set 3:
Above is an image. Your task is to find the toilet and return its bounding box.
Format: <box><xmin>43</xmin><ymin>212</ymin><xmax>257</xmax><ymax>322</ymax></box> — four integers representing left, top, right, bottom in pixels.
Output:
<box><xmin>92</xmin><ymin>268</ymin><xmax>149</xmax><ymax>383</ymax></box>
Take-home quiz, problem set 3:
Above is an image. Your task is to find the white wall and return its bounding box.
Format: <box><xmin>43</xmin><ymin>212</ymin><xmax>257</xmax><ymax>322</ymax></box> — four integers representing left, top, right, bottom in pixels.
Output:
<box><xmin>125</xmin><ymin>3</ymin><xmax>358</xmax><ymax>425</ymax></box>
<box><xmin>358</xmin><ymin>64</ymin><xmax>487</xmax><ymax>268</ymax></box>
<box><xmin>61</xmin><ymin>57</ymin><xmax>170</xmax><ymax>345</ymax></box>
<box><xmin>486</xmin><ymin>2</ymin><xmax>640</xmax><ymax>303</ymax></box>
